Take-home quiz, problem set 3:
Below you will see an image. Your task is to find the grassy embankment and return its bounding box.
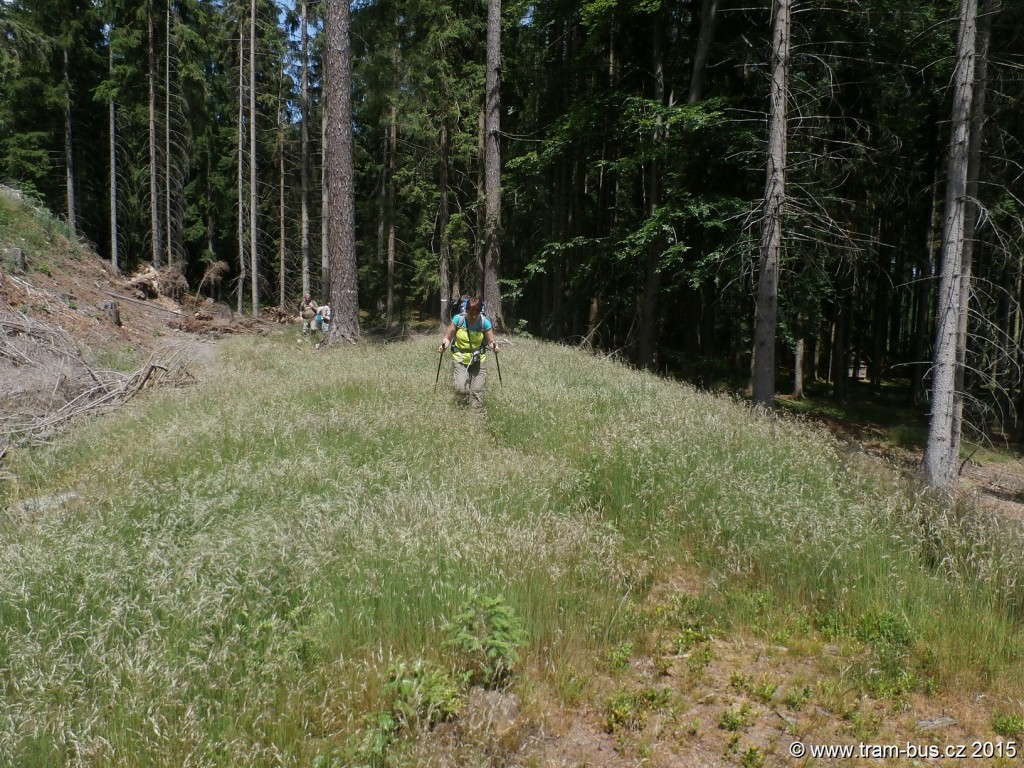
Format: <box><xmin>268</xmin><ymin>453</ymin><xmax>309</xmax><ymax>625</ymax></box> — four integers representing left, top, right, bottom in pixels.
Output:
<box><xmin>0</xmin><ymin>186</ymin><xmax>86</xmax><ymax>271</ymax></box>
<box><xmin>3</xmin><ymin>331</ymin><xmax>1024</xmax><ymax>765</ymax></box>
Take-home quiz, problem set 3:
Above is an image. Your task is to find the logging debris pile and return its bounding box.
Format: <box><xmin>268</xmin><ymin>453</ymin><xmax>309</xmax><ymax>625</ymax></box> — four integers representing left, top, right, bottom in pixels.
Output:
<box><xmin>0</xmin><ymin>251</ymin><xmax>278</xmax><ymax>457</ymax></box>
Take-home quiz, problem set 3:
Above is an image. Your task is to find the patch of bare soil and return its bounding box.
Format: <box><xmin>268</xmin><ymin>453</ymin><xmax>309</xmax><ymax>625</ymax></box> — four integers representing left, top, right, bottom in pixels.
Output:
<box><xmin>445</xmin><ymin>573</ymin><xmax>1013</xmax><ymax>768</ymax></box>
<box><xmin>0</xmin><ymin>253</ymin><xmax>281</xmax><ymax>455</ymax></box>
<box><xmin>529</xmin><ymin>641</ymin><xmax>996</xmax><ymax>768</ymax></box>
<box><xmin>960</xmin><ymin>461</ymin><xmax>1024</xmax><ymax>521</ymax></box>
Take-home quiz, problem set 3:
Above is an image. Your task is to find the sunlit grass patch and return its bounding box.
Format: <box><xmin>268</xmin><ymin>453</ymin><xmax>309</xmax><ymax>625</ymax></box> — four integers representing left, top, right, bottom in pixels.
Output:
<box><xmin>3</xmin><ymin>333</ymin><xmax>1024</xmax><ymax>764</ymax></box>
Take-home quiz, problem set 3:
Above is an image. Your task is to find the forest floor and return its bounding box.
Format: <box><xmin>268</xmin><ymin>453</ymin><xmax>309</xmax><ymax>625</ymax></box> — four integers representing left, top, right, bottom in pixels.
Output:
<box><xmin>776</xmin><ymin>399</ymin><xmax>1024</xmax><ymax>523</ymax></box>
<box><xmin>4</xmin><ymin>250</ymin><xmax>1024</xmax><ymax>766</ymax></box>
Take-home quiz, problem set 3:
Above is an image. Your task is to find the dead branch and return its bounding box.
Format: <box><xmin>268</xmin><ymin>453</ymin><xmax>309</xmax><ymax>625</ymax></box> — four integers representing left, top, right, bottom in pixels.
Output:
<box><xmin>100</xmin><ymin>289</ymin><xmax>183</xmax><ymax>315</ymax></box>
<box><xmin>0</xmin><ymin>341</ymin><xmax>198</xmax><ymax>449</ymax></box>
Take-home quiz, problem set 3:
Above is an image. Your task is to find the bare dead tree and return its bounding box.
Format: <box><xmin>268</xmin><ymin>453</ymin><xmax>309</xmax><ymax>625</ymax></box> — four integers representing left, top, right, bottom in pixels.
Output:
<box><xmin>752</xmin><ymin>0</ymin><xmax>792</xmax><ymax>409</ymax></box>
<box><xmin>924</xmin><ymin>0</ymin><xmax>978</xmax><ymax>489</ymax></box>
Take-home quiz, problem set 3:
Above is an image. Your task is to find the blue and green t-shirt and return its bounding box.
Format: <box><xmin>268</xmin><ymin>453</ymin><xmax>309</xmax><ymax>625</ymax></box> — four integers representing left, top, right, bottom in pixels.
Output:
<box><xmin>451</xmin><ymin>314</ymin><xmax>491</xmax><ymax>364</ymax></box>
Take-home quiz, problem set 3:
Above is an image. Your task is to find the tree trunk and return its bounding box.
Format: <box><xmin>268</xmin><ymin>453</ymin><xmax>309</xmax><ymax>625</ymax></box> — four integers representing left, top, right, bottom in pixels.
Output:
<box><xmin>1011</xmin><ymin>268</ymin><xmax>1019</xmax><ymax>442</ymax></box>
<box><xmin>910</xmin><ymin>166</ymin><xmax>942</xmax><ymax>405</ymax></box>
<box><xmin>546</xmin><ymin>24</ymin><xmax>567</xmax><ymax>338</ymax></box>
<box><xmin>386</xmin><ymin>102</ymin><xmax>397</xmax><ymax>328</ymax></box>
<box><xmin>638</xmin><ymin>10</ymin><xmax>666</xmax><ymax>371</ymax></box>
<box><xmin>300</xmin><ymin>0</ymin><xmax>311</xmax><ymax>296</ymax></box>
<box><xmin>249</xmin><ymin>0</ymin><xmax>259</xmax><ymax>318</ymax></box>
<box><xmin>752</xmin><ymin>0</ymin><xmax>791</xmax><ymax>408</ymax></box>
<box><xmin>237</xmin><ymin>27</ymin><xmax>246</xmax><ymax>314</ymax></box>
<box><xmin>108</xmin><ymin>36</ymin><xmax>118</xmax><ymax>273</ymax></box>
<box><xmin>924</xmin><ymin>0</ymin><xmax>978</xmax><ymax>489</ymax></box>
<box><xmin>589</xmin><ymin>19</ymin><xmax>617</xmax><ymax>347</ymax></box>
<box><xmin>812</xmin><ymin>335</ymin><xmax>821</xmax><ymax>382</ymax></box>
<box><xmin>793</xmin><ymin>336</ymin><xmax>805</xmax><ymax>399</ymax></box>
<box><xmin>994</xmin><ymin>262</ymin><xmax>1015</xmax><ymax>437</ymax></box>
<box><xmin>324</xmin><ymin>0</ymin><xmax>359</xmax><ymax>343</ymax></box>
<box><xmin>376</xmin><ymin>137</ymin><xmax>386</xmax><ymax>269</ymax></box>
<box><xmin>149</xmin><ymin>0</ymin><xmax>161</xmax><ymax>267</ymax></box>
<box><xmin>279</xmin><ymin>121</ymin><xmax>286</xmax><ymax>310</ymax></box>
<box><xmin>62</xmin><ymin>47</ymin><xmax>77</xmax><ymax>234</ymax></box>
<box><xmin>585</xmin><ymin>296</ymin><xmax>601</xmax><ymax>350</ymax></box>
<box><xmin>475</xmin><ymin>108</ymin><xmax>485</xmax><ymax>291</ymax></box>
<box><xmin>831</xmin><ymin>289</ymin><xmax>850</xmax><ymax>401</ymax></box>
<box><xmin>321</xmin><ymin>110</ymin><xmax>330</xmax><ymax>305</ymax></box>
<box><xmin>482</xmin><ymin>0</ymin><xmax>503</xmax><ymax>327</ymax></box>
<box><xmin>438</xmin><ymin>119</ymin><xmax>451</xmax><ymax>328</ymax></box>
<box><xmin>684</xmin><ymin>6</ymin><xmax>716</xmax><ymax>364</ymax></box>
<box><xmin>688</xmin><ymin>0</ymin><xmax>720</xmax><ymax>105</ymax></box>
<box><xmin>950</xmin><ymin>0</ymin><xmax>992</xmax><ymax>458</ymax></box>
<box><xmin>165</xmin><ymin>7</ymin><xmax>172</xmax><ymax>266</ymax></box>
<box><xmin>870</xmin><ymin>237</ymin><xmax>891</xmax><ymax>392</ymax></box>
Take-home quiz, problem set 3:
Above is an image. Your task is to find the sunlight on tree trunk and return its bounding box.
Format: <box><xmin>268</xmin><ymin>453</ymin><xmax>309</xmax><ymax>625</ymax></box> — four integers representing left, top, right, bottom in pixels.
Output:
<box><xmin>924</xmin><ymin>0</ymin><xmax>978</xmax><ymax>489</ymax></box>
<box><xmin>279</xmin><ymin>114</ymin><xmax>286</xmax><ymax>310</ymax></box>
<box><xmin>321</xmin><ymin>113</ymin><xmax>329</xmax><ymax>305</ymax></box>
<box><xmin>324</xmin><ymin>0</ymin><xmax>359</xmax><ymax>343</ymax></box>
<box><xmin>752</xmin><ymin>0</ymin><xmax>790</xmax><ymax>409</ymax></box>
<box><xmin>688</xmin><ymin>0</ymin><xmax>720</xmax><ymax>105</ymax></box>
<box><xmin>300</xmin><ymin>0</ymin><xmax>311</xmax><ymax>296</ymax></box>
<box><xmin>249</xmin><ymin>0</ymin><xmax>259</xmax><ymax>318</ymax></box>
<box><xmin>62</xmin><ymin>47</ymin><xmax>76</xmax><ymax>234</ymax></box>
<box><xmin>386</xmin><ymin>101</ymin><xmax>397</xmax><ymax>329</ymax></box>
<box><xmin>793</xmin><ymin>336</ymin><xmax>805</xmax><ymax>399</ymax></box>
<box><xmin>483</xmin><ymin>0</ymin><xmax>503</xmax><ymax>328</ymax></box>
<box><xmin>236</xmin><ymin>27</ymin><xmax>246</xmax><ymax>315</ymax></box>
<box><xmin>438</xmin><ymin>119</ymin><xmax>451</xmax><ymax>329</ymax></box>
<box><xmin>148</xmin><ymin>0</ymin><xmax>161</xmax><ymax>268</ymax></box>
<box><xmin>950</xmin><ymin>0</ymin><xmax>992</xmax><ymax>464</ymax></box>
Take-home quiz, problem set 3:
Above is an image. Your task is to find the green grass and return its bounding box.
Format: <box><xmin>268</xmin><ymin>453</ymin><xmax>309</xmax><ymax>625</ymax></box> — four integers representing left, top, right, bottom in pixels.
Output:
<box><xmin>0</xmin><ymin>187</ymin><xmax>87</xmax><ymax>271</ymax></box>
<box><xmin>3</xmin><ymin>332</ymin><xmax>1024</xmax><ymax>765</ymax></box>
<box><xmin>93</xmin><ymin>345</ymin><xmax>145</xmax><ymax>373</ymax></box>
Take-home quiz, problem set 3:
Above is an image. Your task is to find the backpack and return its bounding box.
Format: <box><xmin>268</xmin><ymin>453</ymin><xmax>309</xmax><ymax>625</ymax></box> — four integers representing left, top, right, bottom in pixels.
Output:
<box><xmin>450</xmin><ymin>298</ymin><xmax>489</xmax><ymax>364</ymax></box>
<box><xmin>449</xmin><ymin>296</ymin><xmax>487</xmax><ymax>320</ymax></box>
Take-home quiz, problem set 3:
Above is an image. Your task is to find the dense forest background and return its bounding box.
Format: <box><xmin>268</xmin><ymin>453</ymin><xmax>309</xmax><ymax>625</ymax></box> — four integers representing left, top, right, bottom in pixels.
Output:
<box><xmin>2</xmin><ymin>0</ymin><xmax>1024</xmax><ymax>443</ymax></box>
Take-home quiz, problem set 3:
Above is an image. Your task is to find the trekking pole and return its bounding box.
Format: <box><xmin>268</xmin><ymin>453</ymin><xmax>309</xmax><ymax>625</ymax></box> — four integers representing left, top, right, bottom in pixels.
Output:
<box><xmin>434</xmin><ymin>347</ymin><xmax>445</xmax><ymax>389</ymax></box>
<box><xmin>493</xmin><ymin>346</ymin><xmax>503</xmax><ymax>387</ymax></box>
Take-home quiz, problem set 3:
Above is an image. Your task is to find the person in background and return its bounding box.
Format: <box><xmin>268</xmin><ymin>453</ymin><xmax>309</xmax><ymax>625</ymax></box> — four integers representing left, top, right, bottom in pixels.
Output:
<box><xmin>438</xmin><ymin>297</ymin><xmax>498</xmax><ymax>408</ymax></box>
<box><xmin>315</xmin><ymin>304</ymin><xmax>332</xmax><ymax>332</ymax></box>
<box><xmin>298</xmin><ymin>292</ymin><xmax>318</xmax><ymax>333</ymax></box>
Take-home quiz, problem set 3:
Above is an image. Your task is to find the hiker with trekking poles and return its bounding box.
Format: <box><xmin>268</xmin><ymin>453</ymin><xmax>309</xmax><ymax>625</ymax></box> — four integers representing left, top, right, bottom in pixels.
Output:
<box><xmin>437</xmin><ymin>296</ymin><xmax>500</xmax><ymax>408</ymax></box>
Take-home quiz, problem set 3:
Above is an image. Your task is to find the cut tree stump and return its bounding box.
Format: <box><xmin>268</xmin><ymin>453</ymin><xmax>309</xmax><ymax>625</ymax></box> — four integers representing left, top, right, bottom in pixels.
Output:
<box><xmin>2</xmin><ymin>246</ymin><xmax>27</xmax><ymax>273</ymax></box>
<box><xmin>97</xmin><ymin>300</ymin><xmax>122</xmax><ymax>327</ymax></box>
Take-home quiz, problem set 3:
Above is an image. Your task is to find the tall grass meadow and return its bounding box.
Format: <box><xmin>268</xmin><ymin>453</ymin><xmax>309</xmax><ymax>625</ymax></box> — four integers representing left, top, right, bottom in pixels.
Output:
<box><xmin>3</xmin><ymin>332</ymin><xmax>1024</xmax><ymax>765</ymax></box>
